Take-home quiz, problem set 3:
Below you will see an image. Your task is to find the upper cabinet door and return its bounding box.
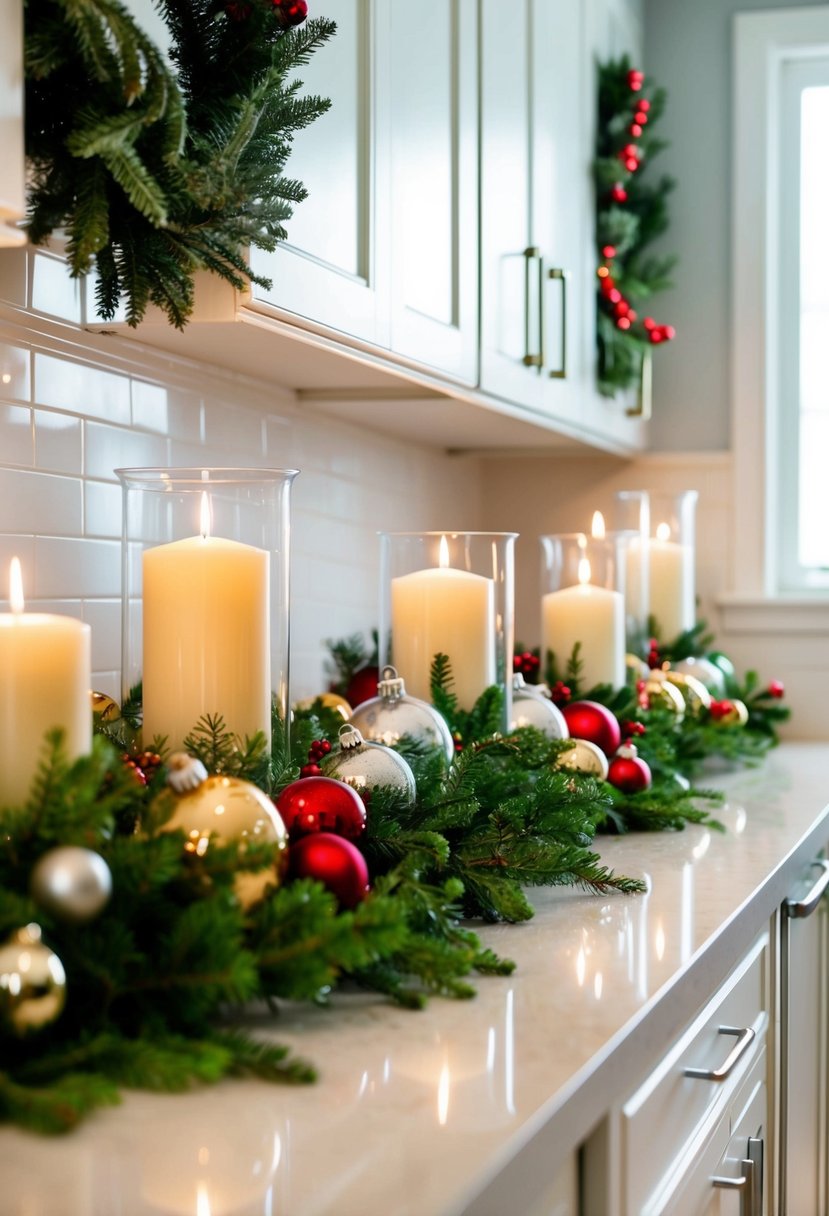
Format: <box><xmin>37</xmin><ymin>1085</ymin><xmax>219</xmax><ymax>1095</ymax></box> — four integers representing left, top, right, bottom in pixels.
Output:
<box><xmin>479</xmin><ymin>1</ymin><xmax>580</xmax><ymax>427</ymax></box>
<box><xmin>248</xmin><ymin>0</ymin><xmax>391</xmax><ymax>347</ymax></box>
<box><xmin>387</xmin><ymin>0</ymin><xmax>478</xmax><ymax>384</ymax></box>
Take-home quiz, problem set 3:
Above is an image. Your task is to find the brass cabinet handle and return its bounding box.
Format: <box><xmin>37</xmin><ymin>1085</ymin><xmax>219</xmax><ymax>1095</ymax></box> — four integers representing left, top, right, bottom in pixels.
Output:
<box><xmin>626</xmin><ymin>346</ymin><xmax>653</xmax><ymax>419</ymax></box>
<box><xmin>684</xmin><ymin>1025</ymin><xmax>756</xmax><ymax>1081</ymax></box>
<box><xmin>546</xmin><ymin>266</ymin><xmax>567</xmax><ymax>379</ymax></box>
<box><xmin>522</xmin><ymin>247</ymin><xmax>542</xmax><ymax>368</ymax></box>
<box><xmin>784</xmin><ymin>858</ymin><xmax>829</xmax><ymax>918</ymax></box>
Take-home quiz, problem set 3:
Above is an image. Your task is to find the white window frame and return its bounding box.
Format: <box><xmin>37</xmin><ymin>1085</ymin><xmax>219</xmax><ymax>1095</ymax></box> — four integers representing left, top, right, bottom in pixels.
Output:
<box><xmin>732</xmin><ymin>8</ymin><xmax>829</xmax><ymax>607</ymax></box>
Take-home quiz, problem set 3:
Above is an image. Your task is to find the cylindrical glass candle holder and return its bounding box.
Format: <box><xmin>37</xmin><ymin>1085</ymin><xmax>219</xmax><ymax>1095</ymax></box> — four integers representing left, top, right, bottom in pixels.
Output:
<box><xmin>645</xmin><ymin>490</ymin><xmax>698</xmax><ymax>640</ymax></box>
<box><xmin>378</xmin><ymin>531</ymin><xmax>517</xmax><ymax>732</ymax></box>
<box><xmin>116</xmin><ymin>468</ymin><xmax>298</xmax><ymax>754</ymax></box>
<box><xmin>611</xmin><ymin>490</ymin><xmax>650</xmax><ymax>656</ymax></box>
<box><xmin>540</xmin><ymin>533</ymin><xmax>625</xmax><ymax>690</ymax></box>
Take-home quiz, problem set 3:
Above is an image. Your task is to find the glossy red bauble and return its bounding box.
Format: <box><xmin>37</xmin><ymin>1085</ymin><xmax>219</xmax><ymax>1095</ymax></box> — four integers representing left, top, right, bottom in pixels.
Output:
<box><xmin>276</xmin><ymin>776</ymin><xmax>367</xmax><ymax>841</ymax></box>
<box><xmin>608</xmin><ymin>750</ymin><xmax>652</xmax><ymax>793</ymax></box>
<box><xmin>561</xmin><ymin>701</ymin><xmax>622</xmax><ymax>757</ymax></box>
<box><xmin>344</xmin><ymin>665</ymin><xmax>380</xmax><ymax>708</ymax></box>
<box><xmin>288</xmin><ymin>833</ymin><xmax>369</xmax><ymax>909</ymax></box>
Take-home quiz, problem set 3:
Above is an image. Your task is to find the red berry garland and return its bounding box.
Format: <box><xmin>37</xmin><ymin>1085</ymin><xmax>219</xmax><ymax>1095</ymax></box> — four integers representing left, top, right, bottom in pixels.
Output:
<box><xmin>595</xmin><ymin>58</ymin><xmax>676</xmax><ymax>395</ymax></box>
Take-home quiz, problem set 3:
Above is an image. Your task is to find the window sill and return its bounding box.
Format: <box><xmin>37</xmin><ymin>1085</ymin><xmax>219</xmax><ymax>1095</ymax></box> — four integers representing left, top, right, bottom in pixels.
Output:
<box><xmin>716</xmin><ymin>594</ymin><xmax>829</xmax><ymax>635</ymax></box>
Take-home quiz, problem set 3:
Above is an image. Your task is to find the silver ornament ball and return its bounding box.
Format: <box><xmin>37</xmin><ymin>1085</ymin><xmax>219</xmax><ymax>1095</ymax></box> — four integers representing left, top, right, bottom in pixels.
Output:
<box><xmin>322</xmin><ymin>724</ymin><xmax>417</xmax><ymax>805</ymax></box>
<box><xmin>348</xmin><ymin>666</ymin><xmax>455</xmax><ymax>763</ymax></box>
<box><xmin>0</xmin><ymin>924</ymin><xmax>66</xmax><ymax>1035</ymax></box>
<box><xmin>510</xmin><ymin>674</ymin><xmax>570</xmax><ymax>739</ymax></box>
<box><xmin>31</xmin><ymin>846</ymin><xmax>113</xmax><ymax>923</ymax></box>
<box><xmin>672</xmin><ymin>657</ymin><xmax>727</xmax><ymax>696</ymax></box>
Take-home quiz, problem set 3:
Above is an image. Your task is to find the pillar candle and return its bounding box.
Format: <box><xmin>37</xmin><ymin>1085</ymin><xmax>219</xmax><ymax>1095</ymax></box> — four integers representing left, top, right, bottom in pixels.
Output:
<box><xmin>647</xmin><ymin>525</ymin><xmax>695</xmax><ymax>639</ymax></box>
<box><xmin>391</xmin><ymin>552</ymin><xmax>495</xmax><ymax>711</ymax></box>
<box><xmin>541</xmin><ymin>567</ymin><xmax>625</xmax><ymax>690</ymax></box>
<box><xmin>142</xmin><ymin>508</ymin><xmax>271</xmax><ymax>752</ymax></box>
<box><xmin>0</xmin><ymin>559</ymin><xmax>91</xmax><ymax>805</ymax></box>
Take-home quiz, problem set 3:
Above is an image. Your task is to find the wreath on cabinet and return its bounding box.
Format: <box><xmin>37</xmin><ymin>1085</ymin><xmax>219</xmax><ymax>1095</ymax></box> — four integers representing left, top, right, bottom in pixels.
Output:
<box><xmin>594</xmin><ymin>57</ymin><xmax>677</xmax><ymax>399</ymax></box>
<box><xmin>23</xmin><ymin>0</ymin><xmax>335</xmax><ymax>328</ymax></box>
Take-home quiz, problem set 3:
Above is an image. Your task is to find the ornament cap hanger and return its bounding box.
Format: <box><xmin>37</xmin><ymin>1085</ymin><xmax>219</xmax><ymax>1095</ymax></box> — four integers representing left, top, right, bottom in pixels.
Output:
<box><xmin>338</xmin><ymin>723</ymin><xmax>365</xmax><ymax>751</ymax></box>
<box><xmin>378</xmin><ymin>665</ymin><xmax>406</xmax><ymax>701</ymax></box>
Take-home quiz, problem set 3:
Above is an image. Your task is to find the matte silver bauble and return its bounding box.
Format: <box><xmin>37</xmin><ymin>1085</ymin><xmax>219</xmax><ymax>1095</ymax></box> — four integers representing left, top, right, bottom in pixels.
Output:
<box><xmin>322</xmin><ymin>724</ymin><xmax>417</xmax><ymax>805</ymax></box>
<box><xmin>31</xmin><ymin>846</ymin><xmax>113</xmax><ymax>923</ymax></box>
<box><xmin>672</xmin><ymin>657</ymin><xmax>726</xmax><ymax>696</ymax></box>
<box><xmin>510</xmin><ymin>674</ymin><xmax>569</xmax><ymax>739</ymax></box>
<box><xmin>0</xmin><ymin>924</ymin><xmax>66</xmax><ymax>1035</ymax></box>
<box><xmin>348</xmin><ymin>666</ymin><xmax>454</xmax><ymax>763</ymax></box>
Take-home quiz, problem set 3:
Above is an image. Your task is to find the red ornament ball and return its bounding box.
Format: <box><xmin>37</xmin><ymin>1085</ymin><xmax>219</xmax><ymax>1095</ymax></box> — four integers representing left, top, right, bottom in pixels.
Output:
<box><xmin>276</xmin><ymin>776</ymin><xmax>367</xmax><ymax>841</ymax></box>
<box><xmin>344</xmin><ymin>665</ymin><xmax>380</xmax><ymax>708</ymax></box>
<box><xmin>608</xmin><ymin>748</ymin><xmax>652</xmax><ymax>793</ymax></box>
<box><xmin>272</xmin><ymin>0</ymin><xmax>308</xmax><ymax>26</ymax></box>
<box><xmin>767</xmin><ymin>679</ymin><xmax>785</xmax><ymax>698</ymax></box>
<box><xmin>561</xmin><ymin>701</ymin><xmax>622</xmax><ymax>756</ymax></box>
<box><xmin>288</xmin><ymin>833</ymin><xmax>369</xmax><ymax>909</ymax></box>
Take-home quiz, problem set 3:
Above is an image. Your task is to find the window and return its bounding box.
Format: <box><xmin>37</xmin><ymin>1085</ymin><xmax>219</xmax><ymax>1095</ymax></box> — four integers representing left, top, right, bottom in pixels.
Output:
<box><xmin>733</xmin><ymin>9</ymin><xmax>829</xmax><ymax>601</ymax></box>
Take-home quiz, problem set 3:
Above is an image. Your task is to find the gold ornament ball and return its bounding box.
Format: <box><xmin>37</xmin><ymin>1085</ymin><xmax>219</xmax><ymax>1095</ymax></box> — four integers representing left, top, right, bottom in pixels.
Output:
<box><xmin>0</xmin><ymin>924</ymin><xmax>66</xmax><ymax>1036</ymax></box>
<box><xmin>716</xmin><ymin>698</ymin><xmax>750</xmax><ymax>727</ymax></box>
<box><xmin>664</xmin><ymin>670</ymin><xmax>712</xmax><ymax>714</ymax></box>
<box><xmin>162</xmin><ymin>776</ymin><xmax>289</xmax><ymax>910</ymax></box>
<box><xmin>644</xmin><ymin>674</ymin><xmax>686</xmax><ymax>720</ymax></box>
<box><xmin>294</xmin><ymin>692</ymin><xmax>353</xmax><ymax>721</ymax></box>
<box><xmin>91</xmin><ymin>690</ymin><xmax>121</xmax><ymax>723</ymax></box>
<box><xmin>555</xmin><ymin>738</ymin><xmax>610</xmax><ymax>780</ymax></box>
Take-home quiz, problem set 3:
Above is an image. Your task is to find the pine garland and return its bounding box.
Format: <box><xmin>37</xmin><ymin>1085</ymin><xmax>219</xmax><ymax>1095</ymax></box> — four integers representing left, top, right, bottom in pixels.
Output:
<box><xmin>0</xmin><ymin>697</ymin><xmax>645</xmax><ymax>1133</ymax></box>
<box><xmin>24</xmin><ymin>0</ymin><xmax>335</xmax><ymax>328</ymax></box>
<box><xmin>594</xmin><ymin>56</ymin><xmax>677</xmax><ymax>396</ymax></box>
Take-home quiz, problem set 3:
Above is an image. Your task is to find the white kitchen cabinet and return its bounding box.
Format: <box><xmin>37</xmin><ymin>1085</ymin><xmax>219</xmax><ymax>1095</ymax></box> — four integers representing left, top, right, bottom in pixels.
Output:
<box><xmin>248</xmin><ymin>0</ymin><xmax>391</xmax><ymax>347</ymax></box>
<box><xmin>478</xmin><ymin>0</ymin><xmax>580</xmax><ymax>426</ymax></box>
<box><xmin>386</xmin><ymin>0</ymin><xmax>478</xmax><ymax>383</ymax></box>
<box><xmin>0</xmin><ymin>0</ymin><xmax>26</xmax><ymax>247</ymax></box>
<box><xmin>778</xmin><ymin>857</ymin><xmax>829</xmax><ymax>1216</ymax></box>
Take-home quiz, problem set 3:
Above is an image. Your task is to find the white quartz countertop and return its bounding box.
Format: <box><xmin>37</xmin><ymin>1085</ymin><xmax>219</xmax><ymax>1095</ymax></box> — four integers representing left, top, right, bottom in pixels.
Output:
<box><xmin>3</xmin><ymin>743</ymin><xmax>829</xmax><ymax>1216</ymax></box>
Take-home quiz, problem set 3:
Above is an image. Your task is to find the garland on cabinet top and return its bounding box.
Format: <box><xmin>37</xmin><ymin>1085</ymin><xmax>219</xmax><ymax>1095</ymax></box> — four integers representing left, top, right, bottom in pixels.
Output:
<box><xmin>594</xmin><ymin>58</ymin><xmax>677</xmax><ymax>397</ymax></box>
<box><xmin>23</xmin><ymin>0</ymin><xmax>334</xmax><ymax>328</ymax></box>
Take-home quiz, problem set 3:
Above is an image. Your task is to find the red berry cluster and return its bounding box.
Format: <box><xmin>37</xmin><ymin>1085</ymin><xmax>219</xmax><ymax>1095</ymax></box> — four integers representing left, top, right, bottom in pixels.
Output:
<box><xmin>635</xmin><ymin>679</ymin><xmax>650</xmax><ymax>710</ymax></box>
<box><xmin>513</xmin><ymin>650</ymin><xmax>541</xmax><ymax>679</ymax></box>
<box><xmin>122</xmin><ymin>750</ymin><xmax>162</xmax><ymax>787</ymax></box>
<box><xmin>766</xmin><ymin>680</ymin><xmax>785</xmax><ymax>699</ymax></box>
<box><xmin>550</xmin><ymin>680</ymin><xmax>572</xmax><ymax>707</ymax></box>
<box><xmin>646</xmin><ymin>638</ymin><xmax>662</xmax><ymax>669</ymax></box>
<box><xmin>709</xmin><ymin>699</ymin><xmax>736</xmax><ymax>721</ymax></box>
<box><xmin>622</xmin><ymin>720</ymin><xmax>647</xmax><ymax>738</ymax></box>
<box><xmin>300</xmin><ymin>738</ymin><xmax>331</xmax><ymax>778</ymax></box>
<box><xmin>599</xmin><ymin>75</ymin><xmax>675</xmax><ymax>345</ymax></box>
<box><xmin>226</xmin><ymin>0</ymin><xmax>307</xmax><ymax>24</ymax></box>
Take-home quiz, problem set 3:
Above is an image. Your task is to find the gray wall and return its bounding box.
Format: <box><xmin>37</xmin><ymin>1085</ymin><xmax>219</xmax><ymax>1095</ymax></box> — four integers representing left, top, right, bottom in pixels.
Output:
<box><xmin>644</xmin><ymin>0</ymin><xmax>826</xmax><ymax>452</ymax></box>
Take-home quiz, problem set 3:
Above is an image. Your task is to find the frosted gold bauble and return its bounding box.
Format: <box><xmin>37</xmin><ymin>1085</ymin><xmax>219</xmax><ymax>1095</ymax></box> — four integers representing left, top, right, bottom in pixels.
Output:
<box><xmin>643</xmin><ymin>674</ymin><xmax>686</xmax><ymax>720</ymax></box>
<box><xmin>294</xmin><ymin>693</ymin><xmax>353</xmax><ymax>721</ymax></box>
<box><xmin>664</xmin><ymin>670</ymin><xmax>712</xmax><ymax>714</ymax></box>
<box><xmin>163</xmin><ymin>775</ymin><xmax>288</xmax><ymax>909</ymax></box>
<box><xmin>716</xmin><ymin>698</ymin><xmax>750</xmax><ymax>727</ymax></box>
<box><xmin>0</xmin><ymin>924</ymin><xmax>66</xmax><ymax>1035</ymax></box>
<box><xmin>555</xmin><ymin>738</ymin><xmax>609</xmax><ymax>780</ymax></box>
<box><xmin>91</xmin><ymin>691</ymin><xmax>121</xmax><ymax>722</ymax></box>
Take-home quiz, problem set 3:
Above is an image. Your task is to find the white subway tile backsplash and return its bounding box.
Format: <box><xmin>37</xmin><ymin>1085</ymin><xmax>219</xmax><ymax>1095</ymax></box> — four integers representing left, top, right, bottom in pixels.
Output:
<box><xmin>35</xmin><ymin>354</ymin><xmax>130</xmax><ymax>424</ymax></box>
<box><xmin>0</xmin><ymin>404</ymin><xmax>34</xmax><ymax>467</ymax></box>
<box><xmin>84</xmin><ymin>480</ymin><xmax>122</xmax><ymax>538</ymax></box>
<box><xmin>0</xmin><ymin>468</ymin><xmax>82</xmax><ymax>535</ymax></box>
<box><xmin>131</xmin><ymin>380</ymin><xmax>202</xmax><ymax>441</ymax></box>
<box><xmin>82</xmin><ymin>599</ymin><xmax>122</xmax><ymax>671</ymax></box>
<box><xmin>0</xmin><ymin>342</ymin><xmax>31</xmax><ymax>402</ymax></box>
<box><xmin>34</xmin><ymin>409</ymin><xmax>83</xmax><ymax>474</ymax></box>
<box><xmin>203</xmin><ymin>398</ymin><xmax>266</xmax><ymax>454</ymax></box>
<box><xmin>84</xmin><ymin>420</ymin><xmax>169</xmax><ymax>482</ymax></box>
<box><xmin>35</xmin><ymin>537</ymin><xmax>120</xmax><ymax>598</ymax></box>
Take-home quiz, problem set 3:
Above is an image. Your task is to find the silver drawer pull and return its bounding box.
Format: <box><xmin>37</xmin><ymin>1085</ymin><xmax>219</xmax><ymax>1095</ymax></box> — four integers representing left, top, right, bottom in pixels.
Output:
<box><xmin>685</xmin><ymin>1025</ymin><xmax>755</xmax><ymax>1081</ymax></box>
<box><xmin>713</xmin><ymin>1154</ymin><xmax>758</xmax><ymax>1216</ymax></box>
<box><xmin>784</xmin><ymin>858</ymin><xmax>829</xmax><ymax>918</ymax></box>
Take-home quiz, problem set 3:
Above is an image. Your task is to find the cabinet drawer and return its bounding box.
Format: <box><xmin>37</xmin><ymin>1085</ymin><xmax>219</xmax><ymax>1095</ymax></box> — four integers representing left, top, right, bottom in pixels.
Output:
<box><xmin>622</xmin><ymin>934</ymin><xmax>769</xmax><ymax>1215</ymax></box>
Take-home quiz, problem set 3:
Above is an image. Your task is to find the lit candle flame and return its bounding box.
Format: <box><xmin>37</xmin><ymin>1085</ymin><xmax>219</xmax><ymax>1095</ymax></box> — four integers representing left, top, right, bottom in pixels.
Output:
<box><xmin>437</xmin><ymin>1061</ymin><xmax>450</xmax><ymax>1125</ymax></box>
<box><xmin>656</xmin><ymin>521</ymin><xmax>671</xmax><ymax>541</ymax></box>
<box><xmin>578</xmin><ymin>557</ymin><xmax>591</xmax><ymax>586</ymax></box>
<box><xmin>591</xmin><ymin>510</ymin><xmax>606</xmax><ymax>539</ymax></box>
<box><xmin>200</xmin><ymin>491</ymin><xmax>212</xmax><ymax>541</ymax></box>
<box><xmin>9</xmin><ymin>557</ymin><xmax>24</xmax><ymax>614</ymax></box>
<box><xmin>438</xmin><ymin>535</ymin><xmax>449</xmax><ymax>569</ymax></box>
